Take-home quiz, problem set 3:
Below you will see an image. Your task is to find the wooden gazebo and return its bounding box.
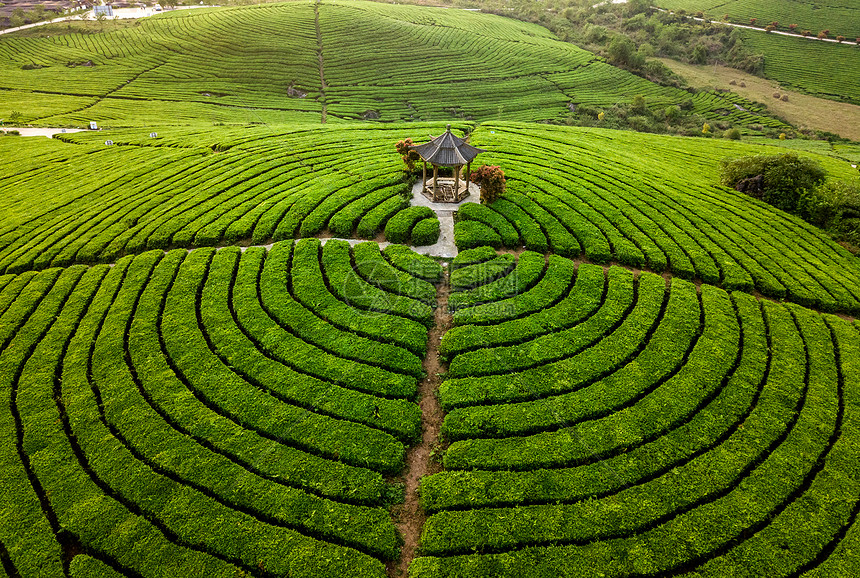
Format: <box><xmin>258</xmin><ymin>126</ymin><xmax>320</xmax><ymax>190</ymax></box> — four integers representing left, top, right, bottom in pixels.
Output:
<box><xmin>409</xmin><ymin>125</ymin><xmax>485</xmax><ymax>203</ymax></box>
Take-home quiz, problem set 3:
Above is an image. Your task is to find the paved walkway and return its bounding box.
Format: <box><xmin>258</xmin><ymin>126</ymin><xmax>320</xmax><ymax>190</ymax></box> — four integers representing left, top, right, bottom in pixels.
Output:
<box><xmin>408</xmin><ymin>180</ymin><xmax>480</xmax><ymax>259</ymax></box>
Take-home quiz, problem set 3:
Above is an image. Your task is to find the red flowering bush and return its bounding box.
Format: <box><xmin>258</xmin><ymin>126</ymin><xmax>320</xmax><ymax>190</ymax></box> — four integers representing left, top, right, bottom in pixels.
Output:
<box><xmin>395</xmin><ymin>139</ymin><xmax>420</xmax><ymax>171</ymax></box>
<box><xmin>470</xmin><ymin>165</ymin><xmax>506</xmax><ymax>204</ymax></box>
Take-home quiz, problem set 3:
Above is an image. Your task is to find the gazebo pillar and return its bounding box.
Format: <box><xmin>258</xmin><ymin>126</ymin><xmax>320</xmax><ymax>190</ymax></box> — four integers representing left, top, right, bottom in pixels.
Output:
<box><xmin>454</xmin><ymin>165</ymin><xmax>460</xmax><ymax>201</ymax></box>
<box><xmin>466</xmin><ymin>162</ymin><xmax>471</xmax><ymax>197</ymax></box>
<box><xmin>423</xmin><ymin>161</ymin><xmax>427</xmax><ymax>195</ymax></box>
<box><xmin>433</xmin><ymin>165</ymin><xmax>439</xmax><ymax>202</ymax></box>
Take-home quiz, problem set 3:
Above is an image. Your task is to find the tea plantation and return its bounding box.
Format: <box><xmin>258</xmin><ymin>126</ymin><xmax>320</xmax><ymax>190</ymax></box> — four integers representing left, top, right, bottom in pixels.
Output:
<box><xmin>0</xmin><ymin>0</ymin><xmax>785</xmax><ymax>127</ymax></box>
<box><xmin>656</xmin><ymin>0</ymin><xmax>860</xmax><ymax>39</ymax></box>
<box><xmin>0</xmin><ymin>239</ymin><xmax>441</xmax><ymax>577</ymax></box>
<box><xmin>737</xmin><ymin>30</ymin><xmax>860</xmax><ymax>106</ymax></box>
<box><xmin>416</xmin><ymin>251</ymin><xmax>860</xmax><ymax>577</ymax></box>
<box><xmin>1</xmin><ymin>1</ymin><xmax>860</xmax><ymax>577</ymax></box>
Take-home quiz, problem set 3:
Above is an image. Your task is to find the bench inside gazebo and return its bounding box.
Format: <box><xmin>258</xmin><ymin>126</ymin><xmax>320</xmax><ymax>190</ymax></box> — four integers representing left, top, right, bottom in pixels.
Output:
<box><xmin>409</xmin><ymin>125</ymin><xmax>486</xmax><ymax>203</ymax></box>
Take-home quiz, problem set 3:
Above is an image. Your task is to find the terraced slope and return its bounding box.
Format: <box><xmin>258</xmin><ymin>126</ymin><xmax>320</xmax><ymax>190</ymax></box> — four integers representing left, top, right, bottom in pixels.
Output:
<box><xmin>456</xmin><ymin>123</ymin><xmax>860</xmax><ymax>314</ymax></box>
<box><xmin>656</xmin><ymin>0</ymin><xmax>860</xmax><ymax>39</ymax></box>
<box><xmin>2</xmin><ymin>122</ymin><xmax>858</xmax><ymax>315</ymax></box>
<box><xmin>0</xmin><ymin>0</ymin><xmax>786</xmax><ymax>126</ymax></box>
<box><xmin>0</xmin><ymin>123</ymin><xmax>449</xmax><ymax>273</ymax></box>
<box><xmin>415</xmin><ymin>252</ymin><xmax>860</xmax><ymax>577</ymax></box>
<box><xmin>737</xmin><ymin>30</ymin><xmax>860</xmax><ymax>106</ymax></box>
<box><xmin>0</xmin><ymin>239</ymin><xmax>436</xmax><ymax>578</ymax></box>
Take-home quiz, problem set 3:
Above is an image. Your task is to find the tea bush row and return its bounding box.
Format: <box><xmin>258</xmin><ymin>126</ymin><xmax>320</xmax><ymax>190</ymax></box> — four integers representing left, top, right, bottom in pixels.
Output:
<box><xmin>0</xmin><ymin>240</ymin><xmax>440</xmax><ymax>577</ymax></box>
<box><xmin>455</xmin><ymin>124</ymin><xmax>860</xmax><ymax>314</ymax></box>
<box><xmin>413</xmin><ymin>250</ymin><xmax>860</xmax><ymax>577</ymax></box>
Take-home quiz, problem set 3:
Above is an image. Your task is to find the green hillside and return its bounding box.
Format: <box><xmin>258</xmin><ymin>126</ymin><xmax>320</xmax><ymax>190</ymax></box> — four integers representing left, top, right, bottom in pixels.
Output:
<box><xmin>0</xmin><ymin>0</ymin><xmax>784</xmax><ymax>128</ymax></box>
<box><xmin>1</xmin><ymin>2</ymin><xmax>860</xmax><ymax>577</ymax></box>
<box><xmin>738</xmin><ymin>29</ymin><xmax>860</xmax><ymax>105</ymax></box>
<box><xmin>656</xmin><ymin>0</ymin><xmax>860</xmax><ymax>39</ymax></box>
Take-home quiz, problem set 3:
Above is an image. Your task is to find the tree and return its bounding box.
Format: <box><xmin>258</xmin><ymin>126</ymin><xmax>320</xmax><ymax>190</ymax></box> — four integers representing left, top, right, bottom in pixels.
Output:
<box><xmin>607</xmin><ymin>35</ymin><xmax>636</xmax><ymax>67</ymax></box>
<box><xmin>665</xmin><ymin>105</ymin><xmax>681</xmax><ymax>121</ymax></box>
<box><xmin>31</xmin><ymin>3</ymin><xmax>45</xmax><ymax>21</ymax></box>
<box><xmin>692</xmin><ymin>44</ymin><xmax>708</xmax><ymax>63</ymax></box>
<box><xmin>723</xmin><ymin>128</ymin><xmax>741</xmax><ymax>140</ymax></box>
<box><xmin>9</xmin><ymin>7</ymin><xmax>25</xmax><ymax>27</ymax></box>
<box><xmin>720</xmin><ymin>153</ymin><xmax>827</xmax><ymax>213</ymax></box>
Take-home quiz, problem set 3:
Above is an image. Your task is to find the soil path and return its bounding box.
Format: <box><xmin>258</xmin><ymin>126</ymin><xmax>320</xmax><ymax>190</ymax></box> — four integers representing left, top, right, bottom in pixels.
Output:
<box><xmin>313</xmin><ymin>0</ymin><xmax>327</xmax><ymax>124</ymax></box>
<box><xmin>388</xmin><ymin>275</ymin><xmax>451</xmax><ymax>578</ymax></box>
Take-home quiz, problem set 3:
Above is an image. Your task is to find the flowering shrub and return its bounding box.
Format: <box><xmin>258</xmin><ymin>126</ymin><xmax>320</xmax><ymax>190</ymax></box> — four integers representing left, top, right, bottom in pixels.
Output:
<box><xmin>470</xmin><ymin>165</ymin><xmax>506</xmax><ymax>204</ymax></box>
<box><xmin>395</xmin><ymin>139</ymin><xmax>420</xmax><ymax>171</ymax></box>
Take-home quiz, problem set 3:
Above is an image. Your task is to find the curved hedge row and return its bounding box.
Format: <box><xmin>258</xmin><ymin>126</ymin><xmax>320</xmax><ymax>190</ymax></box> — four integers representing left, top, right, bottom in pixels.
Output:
<box><xmin>414</xmin><ymin>250</ymin><xmax>860</xmax><ymax>578</ymax></box>
<box><xmin>3</xmin><ymin>122</ymin><xmax>856</xmax><ymax>320</ymax></box>
<box><xmin>385</xmin><ymin>206</ymin><xmax>438</xmax><ymax>246</ymax></box>
<box><xmin>0</xmin><ymin>241</ymin><xmax>438</xmax><ymax>577</ymax></box>
<box><xmin>455</xmin><ymin>124</ymin><xmax>860</xmax><ymax>314</ymax></box>
<box><xmin>0</xmin><ymin>124</ymin><xmax>454</xmax><ymax>276</ymax></box>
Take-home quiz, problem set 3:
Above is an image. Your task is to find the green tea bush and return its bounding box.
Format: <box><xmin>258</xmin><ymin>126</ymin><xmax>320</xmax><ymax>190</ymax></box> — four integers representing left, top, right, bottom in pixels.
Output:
<box><xmin>383</xmin><ymin>244</ymin><xmax>443</xmax><ymax>282</ymax></box>
<box><xmin>384</xmin><ymin>206</ymin><xmax>434</xmax><ymax>244</ymax></box>
<box><xmin>454</xmin><ymin>220</ymin><xmax>502</xmax><ymax>250</ymax></box>
<box><xmin>411</xmin><ymin>217</ymin><xmax>440</xmax><ymax>246</ymax></box>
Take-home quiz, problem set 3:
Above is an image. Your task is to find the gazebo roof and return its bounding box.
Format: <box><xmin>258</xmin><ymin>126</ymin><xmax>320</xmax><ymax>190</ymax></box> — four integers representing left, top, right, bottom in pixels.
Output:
<box><xmin>409</xmin><ymin>124</ymin><xmax>485</xmax><ymax>166</ymax></box>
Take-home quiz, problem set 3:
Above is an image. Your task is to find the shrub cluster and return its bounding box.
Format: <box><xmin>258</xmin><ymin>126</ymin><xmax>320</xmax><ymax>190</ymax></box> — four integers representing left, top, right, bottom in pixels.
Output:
<box><xmin>394</xmin><ymin>138</ymin><xmax>420</xmax><ymax>172</ymax></box>
<box><xmin>721</xmin><ymin>153</ymin><xmax>859</xmax><ymax>249</ymax></box>
<box><xmin>721</xmin><ymin>152</ymin><xmax>826</xmax><ymax>212</ymax></box>
<box><xmin>470</xmin><ymin>165</ymin><xmax>506</xmax><ymax>204</ymax></box>
<box><xmin>384</xmin><ymin>206</ymin><xmax>436</xmax><ymax>244</ymax></box>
